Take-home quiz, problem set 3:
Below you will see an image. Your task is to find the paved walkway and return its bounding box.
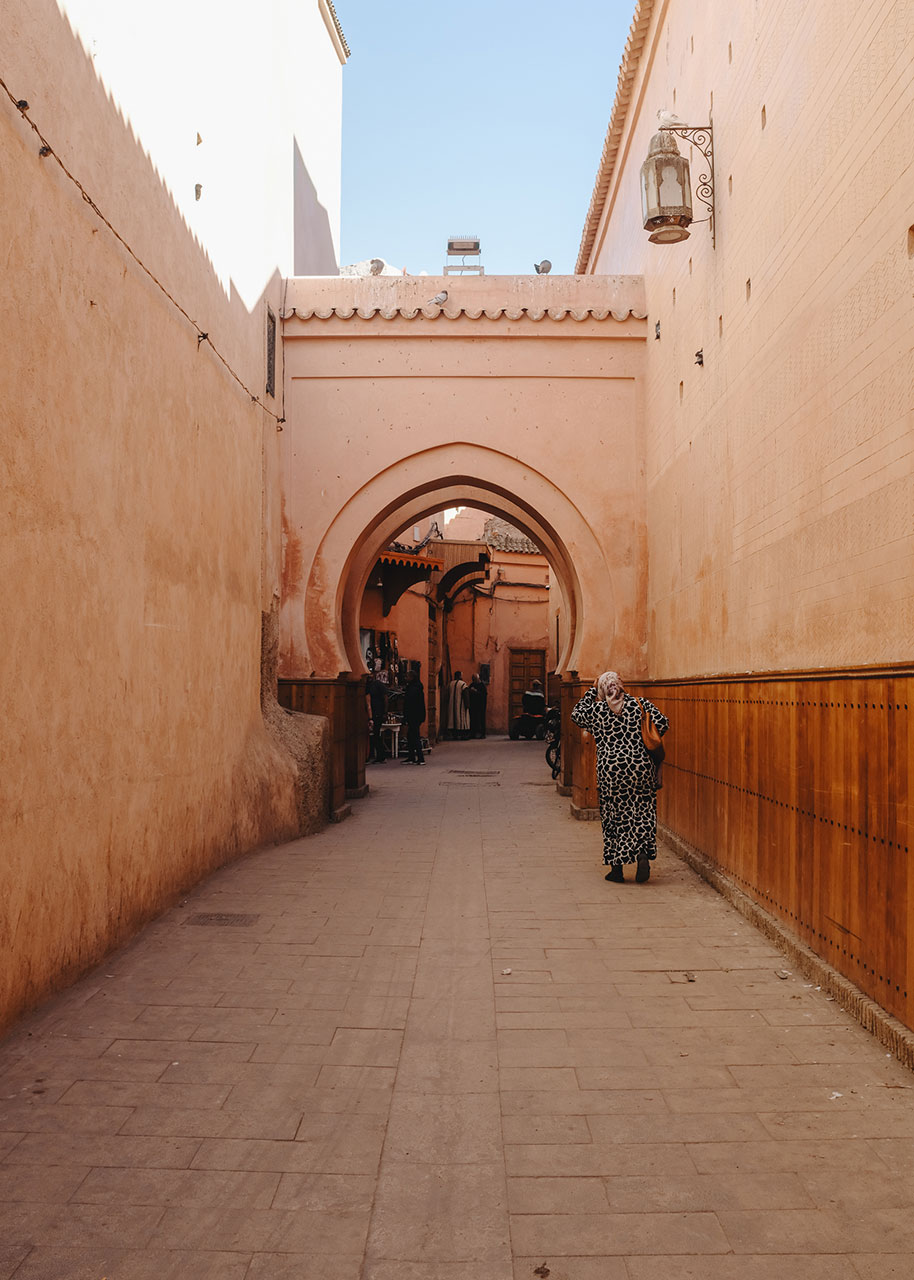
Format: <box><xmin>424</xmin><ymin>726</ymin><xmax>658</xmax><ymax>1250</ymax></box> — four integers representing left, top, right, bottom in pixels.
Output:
<box><xmin>2</xmin><ymin>739</ymin><xmax>914</xmax><ymax>1279</ymax></box>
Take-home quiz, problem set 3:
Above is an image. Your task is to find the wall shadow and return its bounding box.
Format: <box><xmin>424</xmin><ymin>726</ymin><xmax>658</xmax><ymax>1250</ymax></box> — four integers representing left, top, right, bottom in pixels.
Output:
<box><xmin>293</xmin><ymin>140</ymin><xmax>337</xmax><ymax>275</ymax></box>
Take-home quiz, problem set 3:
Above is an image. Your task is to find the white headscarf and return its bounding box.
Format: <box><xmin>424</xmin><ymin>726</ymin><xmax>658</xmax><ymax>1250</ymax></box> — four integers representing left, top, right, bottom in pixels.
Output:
<box><xmin>596</xmin><ymin>670</ymin><xmax>626</xmax><ymax>715</ymax></box>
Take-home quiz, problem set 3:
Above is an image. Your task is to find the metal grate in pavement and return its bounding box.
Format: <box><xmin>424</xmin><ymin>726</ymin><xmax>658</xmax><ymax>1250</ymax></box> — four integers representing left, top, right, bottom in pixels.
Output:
<box><xmin>440</xmin><ymin>780</ymin><xmax>501</xmax><ymax>787</ymax></box>
<box><xmin>185</xmin><ymin>912</ymin><xmax>260</xmax><ymax>927</ymax></box>
<box><xmin>448</xmin><ymin>770</ymin><xmax>501</xmax><ymax>777</ymax></box>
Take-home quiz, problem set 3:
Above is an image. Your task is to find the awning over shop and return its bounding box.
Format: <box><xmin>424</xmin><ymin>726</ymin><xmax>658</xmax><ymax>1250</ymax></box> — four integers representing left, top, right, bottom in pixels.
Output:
<box><xmin>378</xmin><ymin>550</ymin><xmax>444</xmax><ymax>571</ymax></box>
<box><xmin>373</xmin><ymin>551</ymin><xmax>444</xmax><ymax>615</ymax></box>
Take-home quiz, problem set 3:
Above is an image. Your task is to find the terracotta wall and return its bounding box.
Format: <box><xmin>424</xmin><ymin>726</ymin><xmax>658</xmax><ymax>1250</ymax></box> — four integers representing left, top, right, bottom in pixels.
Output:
<box><xmin>359</xmin><ymin>584</ymin><xmax>429</xmax><ymax>676</ymax></box>
<box><xmin>585</xmin><ymin>0</ymin><xmax>914</xmax><ymax>676</ymax></box>
<box><xmin>280</xmin><ymin>273</ymin><xmax>647</xmax><ymax>685</ymax></box>
<box><xmin>0</xmin><ymin>0</ymin><xmax>320</xmax><ymax>1031</ymax></box>
<box><xmin>443</xmin><ymin>558</ymin><xmax>552</xmax><ymax>732</ymax></box>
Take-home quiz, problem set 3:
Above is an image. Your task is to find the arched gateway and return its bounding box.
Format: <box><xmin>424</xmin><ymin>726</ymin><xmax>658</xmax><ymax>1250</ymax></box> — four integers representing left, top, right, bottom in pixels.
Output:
<box><xmin>278</xmin><ymin>273</ymin><xmax>647</xmax><ymax>816</ymax></box>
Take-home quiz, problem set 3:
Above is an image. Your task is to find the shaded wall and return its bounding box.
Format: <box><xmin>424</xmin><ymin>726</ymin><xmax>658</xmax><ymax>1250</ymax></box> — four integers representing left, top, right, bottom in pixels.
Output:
<box><xmin>0</xmin><ymin>0</ymin><xmax>324</xmax><ymax>1032</ymax></box>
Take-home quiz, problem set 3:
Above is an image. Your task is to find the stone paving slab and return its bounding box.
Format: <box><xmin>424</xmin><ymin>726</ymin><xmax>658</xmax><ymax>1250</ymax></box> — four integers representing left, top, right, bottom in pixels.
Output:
<box><xmin>3</xmin><ymin>738</ymin><xmax>914</xmax><ymax>1278</ymax></box>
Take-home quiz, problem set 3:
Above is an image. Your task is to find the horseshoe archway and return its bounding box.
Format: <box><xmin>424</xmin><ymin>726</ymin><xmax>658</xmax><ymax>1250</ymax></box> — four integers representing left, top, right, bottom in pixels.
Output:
<box><xmin>309</xmin><ymin>444</ymin><xmax>612</xmax><ymax>678</ymax></box>
<box><xmin>277</xmin><ymin>272</ymin><xmax>647</xmax><ymax>814</ymax></box>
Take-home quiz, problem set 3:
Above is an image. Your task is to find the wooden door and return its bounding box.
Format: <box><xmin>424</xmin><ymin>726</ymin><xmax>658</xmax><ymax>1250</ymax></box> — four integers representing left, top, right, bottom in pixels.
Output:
<box><xmin>508</xmin><ymin>648</ymin><xmax>546</xmax><ymax>722</ymax></box>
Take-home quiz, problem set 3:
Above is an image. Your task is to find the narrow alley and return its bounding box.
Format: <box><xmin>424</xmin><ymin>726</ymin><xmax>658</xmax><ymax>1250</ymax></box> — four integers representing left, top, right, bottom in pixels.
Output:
<box><xmin>1</xmin><ymin>740</ymin><xmax>912</xmax><ymax>1280</ymax></box>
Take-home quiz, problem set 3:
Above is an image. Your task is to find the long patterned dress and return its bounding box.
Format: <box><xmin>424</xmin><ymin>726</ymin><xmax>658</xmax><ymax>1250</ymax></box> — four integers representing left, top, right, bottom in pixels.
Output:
<box><xmin>570</xmin><ymin>689</ymin><xmax>670</xmax><ymax>867</ymax></box>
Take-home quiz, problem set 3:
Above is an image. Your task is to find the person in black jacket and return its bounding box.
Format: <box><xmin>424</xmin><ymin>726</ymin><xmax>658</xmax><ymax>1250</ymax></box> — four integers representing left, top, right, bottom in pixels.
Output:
<box><xmin>403</xmin><ymin>669</ymin><xmax>426</xmax><ymax>764</ymax></box>
<box><xmin>366</xmin><ymin>671</ymin><xmax>389</xmax><ymax>763</ymax></box>
<box><xmin>467</xmin><ymin>674</ymin><xmax>488</xmax><ymax>738</ymax></box>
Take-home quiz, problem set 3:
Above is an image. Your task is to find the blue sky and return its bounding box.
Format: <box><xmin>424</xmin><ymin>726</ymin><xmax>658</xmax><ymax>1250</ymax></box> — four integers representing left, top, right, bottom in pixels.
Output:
<box><xmin>338</xmin><ymin>1</ymin><xmax>635</xmax><ymax>276</ymax></box>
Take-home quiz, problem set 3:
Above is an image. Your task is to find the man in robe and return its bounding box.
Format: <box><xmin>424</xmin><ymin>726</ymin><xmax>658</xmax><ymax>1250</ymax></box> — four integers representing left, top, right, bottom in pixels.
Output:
<box><xmin>445</xmin><ymin>671</ymin><xmax>470</xmax><ymax>739</ymax></box>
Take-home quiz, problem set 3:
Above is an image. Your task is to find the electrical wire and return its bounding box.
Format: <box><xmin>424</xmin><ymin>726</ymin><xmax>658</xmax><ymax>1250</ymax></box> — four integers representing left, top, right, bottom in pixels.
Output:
<box><xmin>2</xmin><ymin>75</ymin><xmax>286</xmax><ymax>429</ymax></box>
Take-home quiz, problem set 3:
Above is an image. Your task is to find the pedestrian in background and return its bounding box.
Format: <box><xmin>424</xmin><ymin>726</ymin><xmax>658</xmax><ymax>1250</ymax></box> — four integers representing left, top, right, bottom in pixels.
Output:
<box><xmin>467</xmin><ymin>674</ymin><xmax>487</xmax><ymax>738</ymax></box>
<box><xmin>445</xmin><ymin>670</ymin><xmax>469</xmax><ymax>739</ymax></box>
<box><xmin>403</xmin><ymin>669</ymin><xmax>426</xmax><ymax>764</ymax></box>
<box><xmin>366</xmin><ymin>670</ymin><xmax>388</xmax><ymax>763</ymax></box>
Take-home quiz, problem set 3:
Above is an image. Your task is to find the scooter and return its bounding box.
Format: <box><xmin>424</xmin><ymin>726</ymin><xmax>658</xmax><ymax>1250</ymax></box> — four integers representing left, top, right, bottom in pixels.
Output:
<box><xmin>509</xmin><ymin>712</ymin><xmax>546</xmax><ymax>740</ymax></box>
<box><xmin>543</xmin><ymin>705</ymin><xmax>561</xmax><ymax>779</ymax></box>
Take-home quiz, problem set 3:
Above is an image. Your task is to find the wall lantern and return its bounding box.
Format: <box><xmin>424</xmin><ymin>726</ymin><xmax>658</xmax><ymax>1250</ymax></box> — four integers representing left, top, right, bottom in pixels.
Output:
<box><xmin>640</xmin><ymin>124</ymin><xmax>715</xmax><ymax>248</ymax></box>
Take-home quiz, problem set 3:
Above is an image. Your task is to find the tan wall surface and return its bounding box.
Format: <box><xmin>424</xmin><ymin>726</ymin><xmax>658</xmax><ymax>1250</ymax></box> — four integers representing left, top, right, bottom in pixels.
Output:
<box><xmin>0</xmin><ymin>0</ymin><xmax>314</xmax><ymax>1030</ymax></box>
<box><xmin>280</xmin><ymin>274</ymin><xmax>647</xmax><ymax>685</ymax></box>
<box><xmin>444</xmin><ymin>550</ymin><xmax>551</xmax><ymax>732</ymax></box>
<box><xmin>586</xmin><ymin>0</ymin><xmax>914</xmax><ymax>677</ymax></box>
<box><xmin>580</xmin><ymin>0</ymin><xmax>914</xmax><ymax>1031</ymax></box>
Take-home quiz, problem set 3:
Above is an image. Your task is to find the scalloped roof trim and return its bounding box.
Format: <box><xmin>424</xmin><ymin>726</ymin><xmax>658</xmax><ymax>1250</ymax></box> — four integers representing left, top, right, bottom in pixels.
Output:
<box><xmin>576</xmin><ymin>0</ymin><xmax>655</xmax><ymax>273</ymax></box>
<box><xmin>281</xmin><ymin>305</ymin><xmax>647</xmax><ymax>323</ymax></box>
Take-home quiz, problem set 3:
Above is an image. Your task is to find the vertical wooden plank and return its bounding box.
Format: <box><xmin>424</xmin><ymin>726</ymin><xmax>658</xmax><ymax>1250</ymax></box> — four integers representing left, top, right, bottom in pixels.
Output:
<box><xmin>569</xmin><ymin>677</ymin><xmax>599</xmax><ymax>818</ymax></box>
<box><xmin>558</xmin><ymin>677</ymin><xmax>577</xmax><ymax>794</ymax></box>
<box><xmin>343</xmin><ymin>676</ymin><xmax>368</xmax><ymax>799</ymax></box>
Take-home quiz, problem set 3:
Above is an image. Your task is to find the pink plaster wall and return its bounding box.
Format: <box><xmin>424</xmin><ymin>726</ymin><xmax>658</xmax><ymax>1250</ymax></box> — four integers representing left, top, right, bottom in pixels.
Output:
<box><xmin>360</xmin><ymin>584</ymin><xmax>429</xmax><ymax>675</ymax></box>
<box><xmin>280</xmin><ymin>274</ymin><xmax>647</xmax><ymax>685</ymax></box>
<box><xmin>0</xmin><ymin>0</ymin><xmax>320</xmax><ymax>1031</ymax></box>
<box><xmin>443</xmin><ymin>549</ymin><xmax>552</xmax><ymax>731</ymax></box>
<box><xmin>584</xmin><ymin>0</ymin><xmax>914</xmax><ymax>676</ymax></box>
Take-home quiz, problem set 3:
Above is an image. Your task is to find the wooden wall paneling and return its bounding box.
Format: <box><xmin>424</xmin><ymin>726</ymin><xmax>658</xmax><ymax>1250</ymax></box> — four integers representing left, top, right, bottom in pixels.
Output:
<box><xmin>887</xmin><ymin>677</ymin><xmax>911</xmax><ymax>1021</ymax></box>
<box><xmin>645</xmin><ymin>667</ymin><xmax>913</xmax><ymax>1033</ymax></box>
<box><xmin>559</xmin><ymin>678</ymin><xmax>579</xmax><ymax>795</ymax></box>
<box><xmin>850</xmin><ymin>683</ymin><xmax>872</xmax><ymax>984</ymax></box>
<box><xmin>278</xmin><ymin>678</ymin><xmax>349</xmax><ymax>821</ymax></box>
<box><xmin>770</xmin><ymin>684</ymin><xmax>787</xmax><ymax>925</ymax></box>
<box><xmin>758</xmin><ymin>686</ymin><xmax>775</xmax><ymax>912</ymax></box>
<box><xmin>570</xmin><ymin>677</ymin><xmax>599</xmax><ymax>817</ymax></box>
<box><xmin>896</xmin><ymin>677</ymin><xmax>914</xmax><ymax>1020</ymax></box>
<box><xmin>343</xmin><ymin>677</ymin><xmax>368</xmax><ymax>799</ymax></box>
<box><xmin>796</xmin><ymin>684</ymin><xmax>815</xmax><ymax>952</ymax></box>
<box><xmin>784</xmin><ymin>686</ymin><xmax>799</xmax><ymax>938</ymax></box>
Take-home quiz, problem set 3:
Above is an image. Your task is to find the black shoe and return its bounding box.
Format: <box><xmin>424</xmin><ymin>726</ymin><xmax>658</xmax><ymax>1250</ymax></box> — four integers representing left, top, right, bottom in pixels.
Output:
<box><xmin>636</xmin><ymin>858</ymin><xmax>651</xmax><ymax>883</ymax></box>
<box><xmin>605</xmin><ymin>865</ymin><xmax>624</xmax><ymax>883</ymax></box>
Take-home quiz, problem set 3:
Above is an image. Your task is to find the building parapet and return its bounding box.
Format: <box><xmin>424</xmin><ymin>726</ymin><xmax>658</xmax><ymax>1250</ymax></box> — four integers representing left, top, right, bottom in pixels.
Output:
<box><xmin>282</xmin><ymin>273</ymin><xmax>646</xmax><ymax>323</ymax></box>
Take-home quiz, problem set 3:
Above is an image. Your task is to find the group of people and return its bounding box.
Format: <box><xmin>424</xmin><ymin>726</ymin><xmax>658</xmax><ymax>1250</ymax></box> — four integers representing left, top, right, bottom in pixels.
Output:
<box><xmin>366</xmin><ymin>668</ymin><xmax>427</xmax><ymax>765</ymax></box>
<box><xmin>443</xmin><ymin>670</ymin><xmax>488</xmax><ymax>739</ymax></box>
<box><xmin>365</xmin><ymin>665</ymin><xmax>490</xmax><ymax>765</ymax></box>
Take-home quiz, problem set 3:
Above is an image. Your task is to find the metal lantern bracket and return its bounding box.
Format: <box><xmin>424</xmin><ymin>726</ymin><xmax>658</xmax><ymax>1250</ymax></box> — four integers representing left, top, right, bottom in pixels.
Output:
<box><xmin>659</xmin><ymin>125</ymin><xmax>715</xmax><ymax>248</ymax></box>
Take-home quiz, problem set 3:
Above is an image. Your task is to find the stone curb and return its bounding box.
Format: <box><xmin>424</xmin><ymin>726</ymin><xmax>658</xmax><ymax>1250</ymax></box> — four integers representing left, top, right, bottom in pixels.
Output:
<box><xmin>660</xmin><ymin>823</ymin><xmax>914</xmax><ymax>1074</ymax></box>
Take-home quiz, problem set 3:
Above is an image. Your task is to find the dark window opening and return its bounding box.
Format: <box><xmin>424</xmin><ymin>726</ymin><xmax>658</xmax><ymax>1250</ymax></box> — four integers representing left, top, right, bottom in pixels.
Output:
<box><xmin>265</xmin><ymin>305</ymin><xmax>276</xmax><ymax>398</ymax></box>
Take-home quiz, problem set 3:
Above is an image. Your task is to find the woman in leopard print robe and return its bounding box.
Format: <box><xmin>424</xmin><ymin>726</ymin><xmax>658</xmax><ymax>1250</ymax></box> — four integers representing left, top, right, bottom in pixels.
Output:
<box><xmin>571</xmin><ymin>672</ymin><xmax>669</xmax><ymax>883</ymax></box>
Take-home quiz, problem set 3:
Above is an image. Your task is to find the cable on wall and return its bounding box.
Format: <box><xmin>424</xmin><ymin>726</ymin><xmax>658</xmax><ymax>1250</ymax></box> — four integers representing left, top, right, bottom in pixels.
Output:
<box><xmin>2</xmin><ymin>75</ymin><xmax>286</xmax><ymax>430</ymax></box>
